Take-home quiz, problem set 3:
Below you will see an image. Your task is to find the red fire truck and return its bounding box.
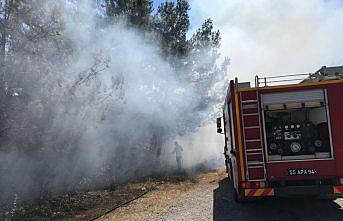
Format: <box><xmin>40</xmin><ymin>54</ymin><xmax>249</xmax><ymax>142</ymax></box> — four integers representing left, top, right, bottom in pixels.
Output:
<box><xmin>217</xmin><ymin>66</ymin><xmax>343</xmax><ymax>202</ymax></box>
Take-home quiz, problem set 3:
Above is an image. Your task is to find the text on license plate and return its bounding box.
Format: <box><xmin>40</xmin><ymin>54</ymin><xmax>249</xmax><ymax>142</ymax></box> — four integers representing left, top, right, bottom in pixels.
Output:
<box><xmin>288</xmin><ymin>168</ymin><xmax>317</xmax><ymax>176</ymax></box>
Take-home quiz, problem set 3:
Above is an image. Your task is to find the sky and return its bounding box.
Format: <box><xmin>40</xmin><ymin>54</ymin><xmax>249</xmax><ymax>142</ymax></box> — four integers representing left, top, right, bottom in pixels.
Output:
<box><xmin>152</xmin><ymin>1</ymin><xmax>343</xmax><ymax>83</ymax></box>
<box><xmin>188</xmin><ymin>0</ymin><xmax>343</xmax><ymax>83</ymax></box>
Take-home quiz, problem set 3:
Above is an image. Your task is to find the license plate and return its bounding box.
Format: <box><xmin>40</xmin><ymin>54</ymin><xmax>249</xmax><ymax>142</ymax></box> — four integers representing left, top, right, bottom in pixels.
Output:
<box><xmin>288</xmin><ymin>168</ymin><xmax>317</xmax><ymax>176</ymax></box>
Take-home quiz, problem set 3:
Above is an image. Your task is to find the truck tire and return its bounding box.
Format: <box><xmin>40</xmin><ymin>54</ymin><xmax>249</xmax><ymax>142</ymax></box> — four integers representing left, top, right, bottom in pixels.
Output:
<box><xmin>233</xmin><ymin>188</ymin><xmax>246</xmax><ymax>203</ymax></box>
<box><xmin>229</xmin><ymin>162</ymin><xmax>246</xmax><ymax>203</ymax></box>
<box><xmin>228</xmin><ymin>162</ymin><xmax>233</xmax><ymax>183</ymax></box>
<box><xmin>225</xmin><ymin>157</ymin><xmax>229</xmax><ymax>174</ymax></box>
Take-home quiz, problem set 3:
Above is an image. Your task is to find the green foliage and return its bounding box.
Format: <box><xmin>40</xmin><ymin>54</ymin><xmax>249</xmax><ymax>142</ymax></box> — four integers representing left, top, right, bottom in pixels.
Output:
<box><xmin>103</xmin><ymin>0</ymin><xmax>225</xmax><ymax>75</ymax></box>
<box><xmin>156</xmin><ymin>0</ymin><xmax>190</xmax><ymax>56</ymax></box>
<box><xmin>0</xmin><ymin>0</ymin><xmax>22</xmax><ymax>61</ymax></box>
<box><xmin>105</xmin><ymin>0</ymin><xmax>153</xmax><ymax>29</ymax></box>
<box><xmin>188</xmin><ymin>18</ymin><xmax>222</xmax><ymax>82</ymax></box>
<box><xmin>190</xmin><ymin>19</ymin><xmax>221</xmax><ymax>51</ymax></box>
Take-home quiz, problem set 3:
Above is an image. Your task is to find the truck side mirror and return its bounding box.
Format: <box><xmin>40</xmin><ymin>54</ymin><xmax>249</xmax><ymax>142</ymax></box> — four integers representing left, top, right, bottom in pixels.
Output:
<box><xmin>217</xmin><ymin>117</ymin><xmax>222</xmax><ymax>134</ymax></box>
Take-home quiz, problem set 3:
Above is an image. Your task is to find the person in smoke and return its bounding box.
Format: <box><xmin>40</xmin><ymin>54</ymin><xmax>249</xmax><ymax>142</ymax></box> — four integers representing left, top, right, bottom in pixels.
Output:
<box><xmin>172</xmin><ymin>141</ymin><xmax>183</xmax><ymax>171</ymax></box>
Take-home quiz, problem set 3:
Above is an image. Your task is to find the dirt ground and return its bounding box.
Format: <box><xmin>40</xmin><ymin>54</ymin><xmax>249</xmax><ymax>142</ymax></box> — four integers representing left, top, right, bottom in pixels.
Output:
<box><xmin>97</xmin><ymin>169</ymin><xmax>224</xmax><ymax>221</ymax></box>
<box><xmin>3</xmin><ymin>169</ymin><xmax>343</xmax><ymax>220</ymax></box>
<box><xmin>0</xmin><ymin>172</ymin><xmax>199</xmax><ymax>221</ymax></box>
<box><xmin>97</xmin><ymin>169</ymin><xmax>343</xmax><ymax>221</ymax></box>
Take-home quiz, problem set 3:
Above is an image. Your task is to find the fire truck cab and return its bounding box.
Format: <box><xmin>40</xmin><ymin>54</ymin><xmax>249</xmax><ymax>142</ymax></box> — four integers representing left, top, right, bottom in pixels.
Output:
<box><xmin>217</xmin><ymin>66</ymin><xmax>343</xmax><ymax>202</ymax></box>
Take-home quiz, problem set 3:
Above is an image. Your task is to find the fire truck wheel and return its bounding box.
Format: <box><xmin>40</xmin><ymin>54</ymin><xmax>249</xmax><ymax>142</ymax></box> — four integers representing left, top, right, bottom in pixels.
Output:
<box><xmin>225</xmin><ymin>158</ymin><xmax>230</xmax><ymax>174</ymax></box>
<box><xmin>233</xmin><ymin>188</ymin><xmax>246</xmax><ymax>203</ymax></box>
<box><xmin>229</xmin><ymin>162</ymin><xmax>233</xmax><ymax>183</ymax></box>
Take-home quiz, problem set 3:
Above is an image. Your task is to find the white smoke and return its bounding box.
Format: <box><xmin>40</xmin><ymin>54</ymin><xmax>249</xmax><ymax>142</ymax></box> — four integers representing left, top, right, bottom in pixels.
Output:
<box><xmin>0</xmin><ymin>0</ymin><xmax>226</xmax><ymax>203</ymax></box>
<box><xmin>190</xmin><ymin>0</ymin><xmax>343</xmax><ymax>82</ymax></box>
<box><xmin>185</xmin><ymin>0</ymin><xmax>343</xmax><ymax>171</ymax></box>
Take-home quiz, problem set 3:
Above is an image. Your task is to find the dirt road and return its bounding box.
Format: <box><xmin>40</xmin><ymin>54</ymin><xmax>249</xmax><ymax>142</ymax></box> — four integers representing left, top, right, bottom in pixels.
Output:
<box><xmin>97</xmin><ymin>169</ymin><xmax>343</xmax><ymax>221</ymax></box>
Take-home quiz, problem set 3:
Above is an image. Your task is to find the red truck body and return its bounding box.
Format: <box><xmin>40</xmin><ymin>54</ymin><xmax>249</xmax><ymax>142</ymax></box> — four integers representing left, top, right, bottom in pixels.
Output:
<box><xmin>218</xmin><ymin>70</ymin><xmax>343</xmax><ymax>202</ymax></box>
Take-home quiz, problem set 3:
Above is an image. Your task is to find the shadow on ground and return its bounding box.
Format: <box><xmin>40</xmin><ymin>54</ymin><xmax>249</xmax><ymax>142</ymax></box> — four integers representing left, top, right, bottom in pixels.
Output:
<box><xmin>213</xmin><ymin>178</ymin><xmax>343</xmax><ymax>221</ymax></box>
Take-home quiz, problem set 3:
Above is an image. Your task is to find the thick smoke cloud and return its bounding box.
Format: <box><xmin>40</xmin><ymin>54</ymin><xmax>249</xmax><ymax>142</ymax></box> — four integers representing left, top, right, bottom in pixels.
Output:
<box><xmin>0</xmin><ymin>1</ymin><xmax>226</xmax><ymax>203</ymax></box>
<box><xmin>190</xmin><ymin>0</ymin><xmax>343</xmax><ymax>82</ymax></box>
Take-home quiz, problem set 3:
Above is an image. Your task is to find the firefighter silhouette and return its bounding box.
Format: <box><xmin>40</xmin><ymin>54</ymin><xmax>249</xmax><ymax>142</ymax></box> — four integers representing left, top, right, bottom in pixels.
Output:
<box><xmin>172</xmin><ymin>141</ymin><xmax>183</xmax><ymax>171</ymax></box>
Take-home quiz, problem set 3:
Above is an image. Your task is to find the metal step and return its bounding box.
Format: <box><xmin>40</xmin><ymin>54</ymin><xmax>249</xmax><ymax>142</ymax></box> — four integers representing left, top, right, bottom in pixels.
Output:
<box><xmin>247</xmin><ymin>165</ymin><xmax>265</xmax><ymax>169</ymax></box>
<box><xmin>247</xmin><ymin>152</ymin><xmax>264</xmax><ymax>156</ymax></box>
<box><xmin>245</xmin><ymin>139</ymin><xmax>261</xmax><ymax>142</ymax></box>
<box><xmin>246</xmin><ymin>148</ymin><xmax>263</xmax><ymax>152</ymax></box>
<box><xmin>247</xmin><ymin>161</ymin><xmax>265</xmax><ymax>166</ymax></box>
<box><xmin>243</xmin><ymin>113</ymin><xmax>259</xmax><ymax>117</ymax></box>
<box><xmin>244</xmin><ymin>126</ymin><xmax>260</xmax><ymax>130</ymax></box>
<box><xmin>241</xmin><ymin>99</ymin><xmax>258</xmax><ymax>104</ymax></box>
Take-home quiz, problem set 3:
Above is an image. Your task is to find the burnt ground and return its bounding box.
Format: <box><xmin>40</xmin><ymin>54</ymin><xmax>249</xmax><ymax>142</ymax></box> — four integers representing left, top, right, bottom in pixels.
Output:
<box><xmin>0</xmin><ymin>175</ymin><xmax>190</xmax><ymax>221</ymax></box>
<box><xmin>2</xmin><ymin>169</ymin><xmax>343</xmax><ymax>221</ymax></box>
<box><xmin>0</xmin><ymin>184</ymin><xmax>151</xmax><ymax>221</ymax></box>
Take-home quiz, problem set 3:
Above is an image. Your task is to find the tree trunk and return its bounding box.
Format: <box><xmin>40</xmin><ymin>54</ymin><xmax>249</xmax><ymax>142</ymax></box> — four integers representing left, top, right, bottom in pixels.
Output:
<box><xmin>0</xmin><ymin>29</ymin><xmax>6</xmax><ymax>63</ymax></box>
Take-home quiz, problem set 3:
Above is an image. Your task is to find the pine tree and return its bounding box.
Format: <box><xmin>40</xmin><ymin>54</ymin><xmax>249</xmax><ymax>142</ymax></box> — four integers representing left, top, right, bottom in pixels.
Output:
<box><xmin>186</xmin><ymin>18</ymin><xmax>228</xmax><ymax>120</ymax></box>
<box><xmin>156</xmin><ymin>0</ymin><xmax>190</xmax><ymax>57</ymax></box>
<box><xmin>105</xmin><ymin>0</ymin><xmax>131</xmax><ymax>17</ymax></box>
<box><xmin>0</xmin><ymin>0</ymin><xmax>22</xmax><ymax>63</ymax></box>
<box><xmin>105</xmin><ymin>0</ymin><xmax>153</xmax><ymax>30</ymax></box>
<box><xmin>188</xmin><ymin>18</ymin><xmax>221</xmax><ymax>81</ymax></box>
<box><xmin>131</xmin><ymin>0</ymin><xmax>153</xmax><ymax>29</ymax></box>
<box><xmin>190</xmin><ymin>19</ymin><xmax>220</xmax><ymax>50</ymax></box>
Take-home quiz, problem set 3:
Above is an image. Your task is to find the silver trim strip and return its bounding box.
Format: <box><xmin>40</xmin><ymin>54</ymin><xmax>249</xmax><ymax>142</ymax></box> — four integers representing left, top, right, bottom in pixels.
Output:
<box><xmin>247</xmin><ymin>179</ymin><xmax>266</xmax><ymax>182</ymax></box>
<box><xmin>267</xmin><ymin>158</ymin><xmax>334</xmax><ymax>164</ymax></box>
<box><xmin>325</xmin><ymin>89</ymin><xmax>335</xmax><ymax>160</ymax></box>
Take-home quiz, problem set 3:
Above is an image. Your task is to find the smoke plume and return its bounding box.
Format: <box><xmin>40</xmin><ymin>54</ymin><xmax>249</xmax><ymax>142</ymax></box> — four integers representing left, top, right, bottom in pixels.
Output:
<box><xmin>0</xmin><ymin>0</ymin><xmax>226</xmax><ymax>203</ymax></box>
<box><xmin>190</xmin><ymin>0</ymin><xmax>343</xmax><ymax>82</ymax></box>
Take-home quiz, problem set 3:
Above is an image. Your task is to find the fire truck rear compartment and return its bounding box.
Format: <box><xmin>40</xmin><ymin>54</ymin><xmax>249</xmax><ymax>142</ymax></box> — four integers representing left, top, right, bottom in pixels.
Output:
<box><xmin>262</xmin><ymin>89</ymin><xmax>332</xmax><ymax>162</ymax></box>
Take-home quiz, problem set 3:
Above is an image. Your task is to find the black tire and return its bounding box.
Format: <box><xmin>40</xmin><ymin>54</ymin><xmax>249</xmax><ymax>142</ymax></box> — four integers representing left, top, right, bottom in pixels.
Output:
<box><xmin>228</xmin><ymin>162</ymin><xmax>233</xmax><ymax>183</ymax></box>
<box><xmin>225</xmin><ymin>157</ymin><xmax>230</xmax><ymax>174</ymax></box>
<box><xmin>233</xmin><ymin>188</ymin><xmax>247</xmax><ymax>203</ymax></box>
<box><xmin>229</xmin><ymin>163</ymin><xmax>245</xmax><ymax>203</ymax></box>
